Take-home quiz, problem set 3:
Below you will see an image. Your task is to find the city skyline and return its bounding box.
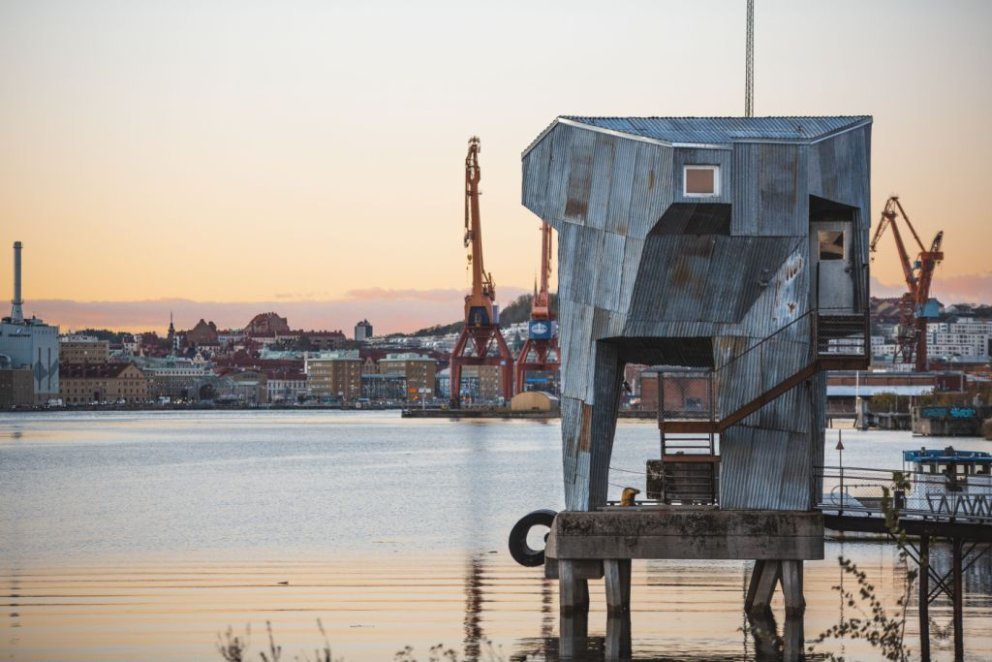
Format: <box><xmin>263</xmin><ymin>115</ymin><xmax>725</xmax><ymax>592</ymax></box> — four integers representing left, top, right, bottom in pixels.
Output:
<box><xmin>2</xmin><ymin>0</ymin><xmax>991</xmax><ymax>334</ymax></box>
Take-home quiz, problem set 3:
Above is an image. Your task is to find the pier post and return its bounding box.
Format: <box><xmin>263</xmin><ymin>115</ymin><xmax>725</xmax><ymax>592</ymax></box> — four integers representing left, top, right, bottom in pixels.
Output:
<box><xmin>604</xmin><ymin>613</ymin><xmax>632</xmax><ymax>660</ymax></box>
<box><xmin>918</xmin><ymin>535</ymin><xmax>930</xmax><ymax>661</ymax></box>
<box><xmin>745</xmin><ymin>560</ymin><xmax>805</xmax><ymax>617</ymax></box>
<box><xmin>559</xmin><ymin>611</ymin><xmax>588</xmax><ymax>659</ymax></box>
<box><xmin>783</xmin><ymin>614</ymin><xmax>806</xmax><ymax>662</ymax></box>
<box><xmin>781</xmin><ymin>560</ymin><xmax>806</xmax><ymax>617</ymax></box>
<box><xmin>953</xmin><ymin>537</ymin><xmax>963</xmax><ymax>661</ymax></box>
<box><xmin>745</xmin><ymin>559</ymin><xmax>782</xmax><ymax>613</ymax></box>
<box><xmin>558</xmin><ymin>560</ymin><xmax>590</xmax><ymax>615</ymax></box>
<box><xmin>603</xmin><ymin>559</ymin><xmax>631</xmax><ymax>614</ymax></box>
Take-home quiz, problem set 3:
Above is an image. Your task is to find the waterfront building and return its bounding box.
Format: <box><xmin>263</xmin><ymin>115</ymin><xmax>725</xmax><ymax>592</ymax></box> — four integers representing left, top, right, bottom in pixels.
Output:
<box><xmin>0</xmin><ymin>242</ymin><xmax>60</xmax><ymax>403</ymax></box>
<box><xmin>214</xmin><ymin>370</ymin><xmax>268</xmax><ymax>405</ymax></box>
<box><xmin>59</xmin><ymin>335</ymin><xmax>110</xmax><ymax>363</ymax></box>
<box><xmin>378</xmin><ymin>352</ymin><xmax>438</xmax><ymax>402</ymax></box>
<box><xmin>305</xmin><ymin>350</ymin><xmax>362</xmax><ymax>403</ymax></box>
<box><xmin>59</xmin><ymin>362</ymin><xmax>149</xmax><ymax>405</ymax></box>
<box><xmin>0</xmin><ymin>365</ymin><xmax>33</xmax><ymax>408</ymax></box>
<box><xmin>266</xmin><ymin>368</ymin><xmax>308</xmax><ymax>403</ymax></box>
<box><xmin>360</xmin><ymin>373</ymin><xmax>407</xmax><ymax>401</ymax></box>
<box><xmin>133</xmin><ymin>356</ymin><xmax>214</xmax><ymax>401</ymax></box>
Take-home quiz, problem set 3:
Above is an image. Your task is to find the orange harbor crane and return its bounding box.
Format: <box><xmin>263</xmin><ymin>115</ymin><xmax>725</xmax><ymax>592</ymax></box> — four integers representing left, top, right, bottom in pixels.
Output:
<box><xmin>449</xmin><ymin>137</ymin><xmax>513</xmax><ymax>407</ymax></box>
<box><xmin>514</xmin><ymin>223</ymin><xmax>560</xmax><ymax>394</ymax></box>
<box><xmin>869</xmin><ymin>195</ymin><xmax>944</xmax><ymax>372</ymax></box>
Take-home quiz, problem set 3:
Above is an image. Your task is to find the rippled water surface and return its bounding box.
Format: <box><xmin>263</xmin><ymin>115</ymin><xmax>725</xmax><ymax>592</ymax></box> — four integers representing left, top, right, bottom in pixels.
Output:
<box><xmin>2</xmin><ymin>410</ymin><xmax>991</xmax><ymax>660</ymax></box>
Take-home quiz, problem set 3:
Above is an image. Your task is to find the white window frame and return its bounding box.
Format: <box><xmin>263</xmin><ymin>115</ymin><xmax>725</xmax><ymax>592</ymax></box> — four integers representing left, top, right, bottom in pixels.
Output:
<box><xmin>683</xmin><ymin>165</ymin><xmax>721</xmax><ymax>197</ymax></box>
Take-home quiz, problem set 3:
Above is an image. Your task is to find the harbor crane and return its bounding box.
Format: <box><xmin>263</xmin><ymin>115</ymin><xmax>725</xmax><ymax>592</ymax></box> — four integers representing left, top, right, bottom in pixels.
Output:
<box><xmin>449</xmin><ymin>137</ymin><xmax>514</xmax><ymax>407</ymax></box>
<box><xmin>869</xmin><ymin>195</ymin><xmax>944</xmax><ymax>371</ymax></box>
<box><xmin>514</xmin><ymin>223</ymin><xmax>560</xmax><ymax>395</ymax></box>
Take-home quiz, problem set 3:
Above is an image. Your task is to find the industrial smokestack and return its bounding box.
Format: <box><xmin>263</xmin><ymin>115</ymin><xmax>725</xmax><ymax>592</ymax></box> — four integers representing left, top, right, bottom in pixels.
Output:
<box><xmin>11</xmin><ymin>241</ymin><xmax>24</xmax><ymax>323</ymax></box>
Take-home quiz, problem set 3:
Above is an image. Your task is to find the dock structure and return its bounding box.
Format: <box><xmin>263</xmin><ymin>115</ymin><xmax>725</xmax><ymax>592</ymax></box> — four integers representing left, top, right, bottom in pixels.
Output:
<box><xmin>519</xmin><ymin>116</ymin><xmax>872</xmax><ymax>645</ymax></box>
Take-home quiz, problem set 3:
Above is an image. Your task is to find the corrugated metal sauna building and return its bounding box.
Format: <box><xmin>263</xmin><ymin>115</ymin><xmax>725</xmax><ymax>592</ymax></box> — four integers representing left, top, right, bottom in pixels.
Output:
<box><xmin>521</xmin><ymin>116</ymin><xmax>872</xmax><ymax>513</ymax></box>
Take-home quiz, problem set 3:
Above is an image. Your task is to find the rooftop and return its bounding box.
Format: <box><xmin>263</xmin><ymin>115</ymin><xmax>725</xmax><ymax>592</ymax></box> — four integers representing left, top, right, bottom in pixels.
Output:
<box><xmin>526</xmin><ymin>115</ymin><xmax>872</xmax><ymax>154</ymax></box>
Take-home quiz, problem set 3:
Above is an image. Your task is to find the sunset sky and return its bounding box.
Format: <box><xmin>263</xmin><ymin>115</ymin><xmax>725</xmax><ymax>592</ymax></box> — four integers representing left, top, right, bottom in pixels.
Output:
<box><xmin>1</xmin><ymin>0</ymin><xmax>990</xmax><ymax>333</ymax></box>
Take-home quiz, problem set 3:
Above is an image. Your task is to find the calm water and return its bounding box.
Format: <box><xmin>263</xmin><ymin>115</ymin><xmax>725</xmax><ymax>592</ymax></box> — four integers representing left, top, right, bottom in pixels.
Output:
<box><xmin>1</xmin><ymin>411</ymin><xmax>990</xmax><ymax>660</ymax></box>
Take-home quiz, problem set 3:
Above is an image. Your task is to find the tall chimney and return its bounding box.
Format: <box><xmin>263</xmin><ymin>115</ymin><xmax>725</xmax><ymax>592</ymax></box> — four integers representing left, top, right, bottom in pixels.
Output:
<box><xmin>11</xmin><ymin>241</ymin><xmax>24</xmax><ymax>323</ymax></box>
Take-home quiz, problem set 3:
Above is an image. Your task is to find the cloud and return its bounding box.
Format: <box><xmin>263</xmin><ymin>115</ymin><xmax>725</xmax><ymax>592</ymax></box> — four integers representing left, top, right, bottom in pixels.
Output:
<box><xmin>21</xmin><ymin>287</ymin><xmax>529</xmax><ymax>335</ymax></box>
<box><xmin>871</xmin><ymin>272</ymin><xmax>992</xmax><ymax>304</ymax></box>
<box><xmin>345</xmin><ymin>288</ymin><xmax>470</xmax><ymax>303</ymax></box>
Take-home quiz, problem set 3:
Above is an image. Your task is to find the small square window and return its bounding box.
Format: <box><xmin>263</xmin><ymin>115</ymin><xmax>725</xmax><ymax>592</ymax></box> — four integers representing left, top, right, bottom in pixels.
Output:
<box><xmin>818</xmin><ymin>230</ymin><xmax>844</xmax><ymax>260</ymax></box>
<box><xmin>684</xmin><ymin>165</ymin><xmax>720</xmax><ymax>197</ymax></box>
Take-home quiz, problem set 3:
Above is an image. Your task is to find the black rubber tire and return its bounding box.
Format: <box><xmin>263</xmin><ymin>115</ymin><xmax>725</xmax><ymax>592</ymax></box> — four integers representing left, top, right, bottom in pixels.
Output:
<box><xmin>508</xmin><ymin>509</ymin><xmax>557</xmax><ymax>567</ymax></box>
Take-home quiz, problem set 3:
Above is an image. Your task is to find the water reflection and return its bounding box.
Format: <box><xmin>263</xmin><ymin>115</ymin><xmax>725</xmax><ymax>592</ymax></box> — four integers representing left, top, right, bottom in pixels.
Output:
<box><xmin>463</xmin><ymin>554</ymin><xmax>485</xmax><ymax>661</ymax></box>
<box><xmin>7</xmin><ymin>569</ymin><xmax>20</xmax><ymax>658</ymax></box>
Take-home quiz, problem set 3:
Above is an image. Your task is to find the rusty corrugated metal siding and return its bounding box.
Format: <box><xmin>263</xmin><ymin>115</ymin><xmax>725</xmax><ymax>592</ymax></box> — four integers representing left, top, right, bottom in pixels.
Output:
<box><xmin>521</xmin><ymin>116</ymin><xmax>872</xmax><ymax>513</ymax></box>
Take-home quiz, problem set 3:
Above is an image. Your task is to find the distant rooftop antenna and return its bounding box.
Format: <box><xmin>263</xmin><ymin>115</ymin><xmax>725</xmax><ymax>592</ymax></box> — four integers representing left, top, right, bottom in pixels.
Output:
<box><xmin>745</xmin><ymin>0</ymin><xmax>754</xmax><ymax>117</ymax></box>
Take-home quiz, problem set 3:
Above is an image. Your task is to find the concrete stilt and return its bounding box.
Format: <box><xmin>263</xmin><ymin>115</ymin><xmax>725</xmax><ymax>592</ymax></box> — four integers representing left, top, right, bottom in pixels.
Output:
<box><xmin>782</xmin><ymin>614</ymin><xmax>805</xmax><ymax>662</ymax></box>
<box><xmin>604</xmin><ymin>612</ymin><xmax>632</xmax><ymax>660</ymax></box>
<box><xmin>745</xmin><ymin>559</ymin><xmax>805</xmax><ymax>616</ymax></box>
<box><xmin>781</xmin><ymin>560</ymin><xmax>806</xmax><ymax>617</ymax></box>
<box><xmin>747</xmin><ymin>609</ymin><xmax>780</xmax><ymax>659</ymax></box>
<box><xmin>603</xmin><ymin>559</ymin><xmax>631</xmax><ymax>615</ymax></box>
<box><xmin>559</xmin><ymin>611</ymin><xmax>588</xmax><ymax>659</ymax></box>
<box><xmin>559</xmin><ymin>560</ymin><xmax>590</xmax><ymax>615</ymax></box>
<box><xmin>746</xmin><ymin>559</ymin><xmax>781</xmax><ymax>613</ymax></box>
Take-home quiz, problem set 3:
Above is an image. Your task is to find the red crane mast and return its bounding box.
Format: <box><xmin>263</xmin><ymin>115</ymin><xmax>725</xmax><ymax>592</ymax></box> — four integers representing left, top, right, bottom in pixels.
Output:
<box><xmin>514</xmin><ymin>223</ymin><xmax>560</xmax><ymax>394</ymax></box>
<box><xmin>449</xmin><ymin>137</ymin><xmax>513</xmax><ymax>406</ymax></box>
<box><xmin>869</xmin><ymin>195</ymin><xmax>944</xmax><ymax>371</ymax></box>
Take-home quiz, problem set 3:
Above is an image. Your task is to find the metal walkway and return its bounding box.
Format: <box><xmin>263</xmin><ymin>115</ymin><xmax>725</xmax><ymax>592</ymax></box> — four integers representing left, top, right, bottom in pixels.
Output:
<box><xmin>816</xmin><ymin>464</ymin><xmax>992</xmax><ymax>661</ymax></box>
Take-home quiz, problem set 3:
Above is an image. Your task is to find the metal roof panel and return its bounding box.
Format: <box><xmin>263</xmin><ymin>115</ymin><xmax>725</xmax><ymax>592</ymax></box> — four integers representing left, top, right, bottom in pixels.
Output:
<box><xmin>559</xmin><ymin>116</ymin><xmax>872</xmax><ymax>146</ymax></box>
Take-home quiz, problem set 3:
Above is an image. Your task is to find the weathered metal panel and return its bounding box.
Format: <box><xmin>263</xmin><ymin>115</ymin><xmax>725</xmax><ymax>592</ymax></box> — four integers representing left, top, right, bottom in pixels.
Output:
<box><xmin>756</xmin><ymin>143</ymin><xmax>804</xmax><ymax>235</ymax></box>
<box><xmin>732</xmin><ymin>142</ymin><xmax>759</xmax><ymax>235</ymax></box>
<box><xmin>632</xmin><ymin>141</ymin><xmax>675</xmax><ymax>240</ymax></box>
<box><xmin>564</xmin><ymin>116</ymin><xmax>872</xmax><ymax>146</ymax></box>
<box><xmin>564</xmin><ymin>129</ymin><xmax>596</xmax><ymax>224</ymax></box>
<box><xmin>555</xmin><ymin>225</ymin><xmax>579</xmax><ymax>304</ymax></box>
<box><xmin>627</xmin><ymin>235</ymin><xmax>796</xmax><ymax>326</ymax></box>
<box><xmin>522</xmin><ymin>131</ymin><xmax>554</xmax><ymax>222</ymax></box>
<box><xmin>547</xmin><ymin>123</ymin><xmax>574</xmax><ymax>226</ymax></box>
<box><xmin>617</xmin><ymin>236</ymin><xmax>644</xmax><ymax>315</ymax></box>
<box><xmin>585</xmin><ymin>134</ymin><xmax>617</xmax><ymax>232</ymax></box>
<box><xmin>605</xmin><ymin>138</ymin><xmax>638</xmax><ymax>236</ymax></box>
<box><xmin>594</xmin><ymin>231</ymin><xmax>626</xmax><ymax>312</ymax></box>
<box><xmin>558</xmin><ymin>300</ymin><xmax>593</xmax><ymax>401</ymax></box>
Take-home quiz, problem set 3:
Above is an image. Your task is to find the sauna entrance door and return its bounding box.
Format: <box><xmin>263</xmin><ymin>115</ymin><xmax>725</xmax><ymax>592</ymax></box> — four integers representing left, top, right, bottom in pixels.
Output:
<box><xmin>811</xmin><ymin>220</ymin><xmax>854</xmax><ymax>314</ymax></box>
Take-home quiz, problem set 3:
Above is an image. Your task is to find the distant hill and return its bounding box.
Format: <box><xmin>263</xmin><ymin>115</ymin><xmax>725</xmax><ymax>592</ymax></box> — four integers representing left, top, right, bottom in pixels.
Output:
<box><xmin>394</xmin><ymin>293</ymin><xmax>558</xmax><ymax>338</ymax></box>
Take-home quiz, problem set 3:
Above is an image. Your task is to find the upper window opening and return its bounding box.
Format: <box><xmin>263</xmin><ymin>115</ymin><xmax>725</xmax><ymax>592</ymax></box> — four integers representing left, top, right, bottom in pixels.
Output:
<box><xmin>684</xmin><ymin>165</ymin><xmax>720</xmax><ymax>197</ymax></box>
<box><xmin>818</xmin><ymin>230</ymin><xmax>845</xmax><ymax>260</ymax></box>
